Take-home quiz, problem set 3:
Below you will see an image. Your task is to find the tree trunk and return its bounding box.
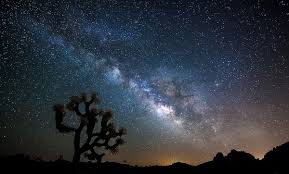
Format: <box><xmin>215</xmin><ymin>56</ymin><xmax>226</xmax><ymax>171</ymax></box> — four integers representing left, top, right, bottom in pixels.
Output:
<box><xmin>96</xmin><ymin>153</ymin><xmax>105</xmax><ymax>164</ymax></box>
<box><xmin>72</xmin><ymin>151</ymin><xmax>81</xmax><ymax>163</ymax></box>
<box><xmin>72</xmin><ymin>126</ymin><xmax>83</xmax><ymax>163</ymax></box>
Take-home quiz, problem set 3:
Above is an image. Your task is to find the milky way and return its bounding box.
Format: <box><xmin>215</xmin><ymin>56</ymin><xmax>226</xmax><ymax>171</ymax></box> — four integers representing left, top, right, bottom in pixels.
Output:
<box><xmin>1</xmin><ymin>0</ymin><xmax>289</xmax><ymax>165</ymax></box>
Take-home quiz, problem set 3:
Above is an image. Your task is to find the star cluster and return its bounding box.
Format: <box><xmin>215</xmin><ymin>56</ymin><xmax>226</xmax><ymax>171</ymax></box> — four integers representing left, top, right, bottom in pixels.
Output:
<box><xmin>1</xmin><ymin>0</ymin><xmax>289</xmax><ymax>165</ymax></box>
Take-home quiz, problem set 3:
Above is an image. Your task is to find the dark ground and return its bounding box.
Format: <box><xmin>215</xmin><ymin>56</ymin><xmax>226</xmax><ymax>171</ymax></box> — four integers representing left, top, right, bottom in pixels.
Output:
<box><xmin>1</xmin><ymin>141</ymin><xmax>288</xmax><ymax>174</ymax></box>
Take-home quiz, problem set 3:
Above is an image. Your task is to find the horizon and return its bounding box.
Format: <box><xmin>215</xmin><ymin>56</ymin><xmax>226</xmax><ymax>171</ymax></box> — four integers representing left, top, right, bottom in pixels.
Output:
<box><xmin>1</xmin><ymin>0</ymin><xmax>289</xmax><ymax>166</ymax></box>
<box><xmin>1</xmin><ymin>143</ymin><xmax>285</xmax><ymax>166</ymax></box>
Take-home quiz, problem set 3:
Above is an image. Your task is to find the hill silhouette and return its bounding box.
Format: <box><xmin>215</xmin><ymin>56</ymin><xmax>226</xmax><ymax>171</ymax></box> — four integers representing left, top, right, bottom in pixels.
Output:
<box><xmin>263</xmin><ymin>141</ymin><xmax>289</xmax><ymax>173</ymax></box>
<box><xmin>1</xmin><ymin>141</ymin><xmax>289</xmax><ymax>174</ymax></box>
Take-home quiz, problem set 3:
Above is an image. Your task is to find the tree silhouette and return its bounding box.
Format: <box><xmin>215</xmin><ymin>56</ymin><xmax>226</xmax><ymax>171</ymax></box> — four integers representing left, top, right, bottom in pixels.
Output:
<box><xmin>53</xmin><ymin>92</ymin><xmax>127</xmax><ymax>163</ymax></box>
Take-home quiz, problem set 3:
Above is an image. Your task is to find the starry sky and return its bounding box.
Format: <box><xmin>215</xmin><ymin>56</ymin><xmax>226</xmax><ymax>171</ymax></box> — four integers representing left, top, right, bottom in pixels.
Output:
<box><xmin>1</xmin><ymin>0</ymin><xmax>289</xmax><ymax>166</ymax></box>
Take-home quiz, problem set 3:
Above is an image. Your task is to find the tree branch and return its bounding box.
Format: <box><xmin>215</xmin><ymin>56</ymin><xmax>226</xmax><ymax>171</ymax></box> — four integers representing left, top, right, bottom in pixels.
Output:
<box><xmin>74</xmin><ymin>103</ymin><xmax>83</xmax><ymax>117</ymax></box>
<box><xmin>85</xmin><ymin>102</ymin><xmax>90</xmax><ymax>114</ymax></box>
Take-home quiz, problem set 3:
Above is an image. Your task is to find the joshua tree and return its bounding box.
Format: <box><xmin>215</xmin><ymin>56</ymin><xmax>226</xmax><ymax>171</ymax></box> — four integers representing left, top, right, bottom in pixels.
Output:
<box><xmin>53</xmin><ymin>92</ymin><xmax>127</xmax><ymax>163</ymax></box>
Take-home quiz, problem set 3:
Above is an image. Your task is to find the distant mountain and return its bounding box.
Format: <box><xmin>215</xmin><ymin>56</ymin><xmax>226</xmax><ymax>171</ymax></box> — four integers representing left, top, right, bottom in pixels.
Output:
<box><xmin>264</xmin><ymin>141</ymin><xmax>289</xmax><ymax>161</ymax></box>
<box><xmin>263</xmin><ymin>141</ymin><xmax>289</xmax><ymax>173</ymax></box>
<box><xmin>1</xmin><ymin>141</ymin><xmax>288</xmax><ymax>174</ymax></box>
<box><xmin>169</xmin><ymin>162</ymin><xmax>195</xmax><ymax>169</ymax></box>
<box><xmin>194</xmin><ymin>142</ymin><xmax>289</xmax><ymax>174</ymax></box>
<box><xmin>197</xmin><ymin>149</ymin><xmax>261</xmax><ymax>174</ymax></box>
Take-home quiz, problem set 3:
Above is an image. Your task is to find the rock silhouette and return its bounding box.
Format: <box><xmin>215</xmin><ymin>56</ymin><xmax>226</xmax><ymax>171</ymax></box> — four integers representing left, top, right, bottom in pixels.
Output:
<box><xmin>1</xmin><ymin>141</ymin><xmax>289</xmax><ymax>174</ymax></box>
<box><xmin>263</xmin><ymin>141</ymin><xmax>289</xmax><ymax>173</ymax></box>
<box><xmin>198</xmin><ymin>149</ymin><xmax>260</xmax><ymax>174</ymax></box>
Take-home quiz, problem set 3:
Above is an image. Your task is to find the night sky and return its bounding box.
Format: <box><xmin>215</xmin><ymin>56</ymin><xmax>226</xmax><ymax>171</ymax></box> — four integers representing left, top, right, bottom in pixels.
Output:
<box><xmin>1</xmin><ymin>0</ymin><xmax>289</xmax><ymax>165</ymax></box>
